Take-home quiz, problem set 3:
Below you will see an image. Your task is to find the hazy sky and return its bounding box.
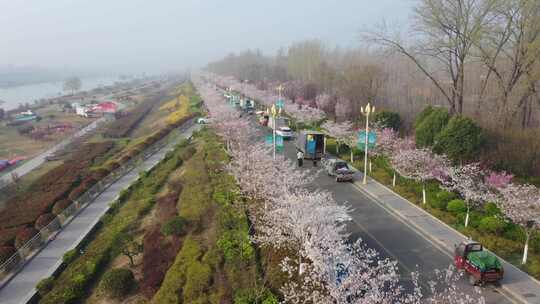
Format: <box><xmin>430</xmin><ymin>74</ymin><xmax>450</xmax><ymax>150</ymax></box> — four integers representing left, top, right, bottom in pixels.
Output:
<box><xmin>1</xmin><ymin>0</ymin><xmax>413</xmax><ymax>74</ymax></box>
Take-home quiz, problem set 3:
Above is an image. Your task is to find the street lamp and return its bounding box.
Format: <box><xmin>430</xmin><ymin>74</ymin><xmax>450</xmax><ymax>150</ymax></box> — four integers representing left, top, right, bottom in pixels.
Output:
<box><xmin>360</xmin><ymin>103</ymin><xmax>375</xmax><ymax>185</ymax></box>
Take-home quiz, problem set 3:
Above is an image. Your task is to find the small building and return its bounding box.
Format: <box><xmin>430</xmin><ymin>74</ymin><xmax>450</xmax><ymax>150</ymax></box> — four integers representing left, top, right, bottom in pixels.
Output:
<box><xmin>91</xmin><ymin>101</ymin><xmax>118</xmax><ymax>114</ymax></box>
<box><xmin>75</xmin><ymin>105</ymin><xmax>90</xmax><ymax>117</ymax></box>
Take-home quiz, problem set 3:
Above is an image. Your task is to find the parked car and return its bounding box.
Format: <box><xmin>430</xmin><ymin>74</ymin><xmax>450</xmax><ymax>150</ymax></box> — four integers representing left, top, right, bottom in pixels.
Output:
<box><xmin>197</xmin><ymin>117</ymin><xmax>208</xmax><ymax>124</ymax></box>
<box><xmin>276</xmin><ymin>127</ymin><xmax>293</xmax><ymax>139</ymax></box>
<box><xmin>322</xmin><ymin>158</ymin><xmax>355</xmax><ymax>182</ymax></box>
<box><xmin>454</xmin><ymin>241</ymin><xmax>503</xmax><ymax>285</ymax></box>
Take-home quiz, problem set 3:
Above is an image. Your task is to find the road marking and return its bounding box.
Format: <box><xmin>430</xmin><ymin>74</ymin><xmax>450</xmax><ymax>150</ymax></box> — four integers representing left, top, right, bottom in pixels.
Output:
<box><xmin>349</xmin><ymin>182</ymin><xmax>519</xmax><ymax>304</ymax></box>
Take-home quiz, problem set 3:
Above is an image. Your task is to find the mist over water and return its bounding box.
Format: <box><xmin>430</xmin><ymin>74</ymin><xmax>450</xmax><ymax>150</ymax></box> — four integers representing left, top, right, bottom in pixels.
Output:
<box><xmin>0</xmin><ymin>76</ymin><xmax>119</xmax><ymax>110</ymax></box>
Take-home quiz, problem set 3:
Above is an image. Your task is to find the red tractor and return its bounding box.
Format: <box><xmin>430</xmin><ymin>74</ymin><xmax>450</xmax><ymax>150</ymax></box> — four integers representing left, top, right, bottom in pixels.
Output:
<box><xmin>454</xmin><ymin>241</ymin><xmax>504</xmax><ymax>286</ymax></box>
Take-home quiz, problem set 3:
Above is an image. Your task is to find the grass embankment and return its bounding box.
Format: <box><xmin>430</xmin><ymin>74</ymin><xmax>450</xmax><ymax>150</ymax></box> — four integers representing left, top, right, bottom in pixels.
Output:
<box><xmin>152</xmin><ymin>129</ymin><xmax>277</xmax><ymax>304</ymax></box>
<box><xmin>325</xmin><ymin>139</ymin><xmax>540</xmax><ymax>279</ymax></box>
<box><xmin>38</xmin><ymin>139</ymin><xmax>192</xmax><ymax>304</ymax></box>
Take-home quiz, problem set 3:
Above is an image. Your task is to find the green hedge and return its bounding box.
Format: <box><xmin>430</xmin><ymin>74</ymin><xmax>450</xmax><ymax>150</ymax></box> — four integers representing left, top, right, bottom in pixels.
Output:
<box><xmin>100</xmin><ymin>268</ymin><xmax>135</xmax><ymax>299</ymax></box>
<box><xmin>151</xmin><ymin>237</ymin><xmax>204</xmax><ymax>303</ymax></box>
<box><xmin>415</xmin><ymin>107</ymin><xmax>450</xmax><ymax>147</ymax></box>
<box><xmin>39</xmin><ymin>141</ymin><xmax>189</xmax><ymax>304</ymax></box>
<box><xmin>434</xmin><ymin>115</ymin><xmax>484</xmax><ymax>163</ymax></box>
<box><xmin>153</xmin><ymin>129</ymin><xmax>272</xmax><ymax>303</ymax></box>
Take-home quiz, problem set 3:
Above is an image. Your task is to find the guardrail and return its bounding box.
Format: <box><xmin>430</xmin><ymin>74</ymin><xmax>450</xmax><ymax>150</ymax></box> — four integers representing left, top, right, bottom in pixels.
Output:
<box><xmin>0</xmin><ymin>121</ymin><xmax>187</xmax><ymax>286</ymax></box>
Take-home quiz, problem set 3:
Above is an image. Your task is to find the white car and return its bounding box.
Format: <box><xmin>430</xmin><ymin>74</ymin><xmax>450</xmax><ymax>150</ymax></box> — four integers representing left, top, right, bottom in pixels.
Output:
<box><xmin>197</xmin><ymin>117</ymin><xmax>208</xmax><ymax>124</ymax></box>
<box><xmin>276</xmin><ymin>127</ymin><xmax>294</xmax><ymax>139</ymax></box>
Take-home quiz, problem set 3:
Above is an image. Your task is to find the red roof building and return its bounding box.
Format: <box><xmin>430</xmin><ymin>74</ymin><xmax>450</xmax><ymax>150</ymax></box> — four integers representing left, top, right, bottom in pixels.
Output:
<box><xmin>91</xmin><ymin>101</ymin><xmax>118</xmax><ymax>113</ymax></box>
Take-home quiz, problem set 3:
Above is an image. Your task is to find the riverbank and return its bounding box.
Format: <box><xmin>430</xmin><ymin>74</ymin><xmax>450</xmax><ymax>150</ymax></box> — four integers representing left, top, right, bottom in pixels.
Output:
<box><xmin>0</xmin><ymin>76</ymin><xmax>119</xmax><ymax>111</ymax></box>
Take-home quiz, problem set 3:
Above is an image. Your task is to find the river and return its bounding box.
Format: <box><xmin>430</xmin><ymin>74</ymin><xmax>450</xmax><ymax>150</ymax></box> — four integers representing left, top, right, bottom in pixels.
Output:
<box><xmin>0</xmin><ymin>76</ymin><xmax>119</xmax><ymax>110</ymax></box>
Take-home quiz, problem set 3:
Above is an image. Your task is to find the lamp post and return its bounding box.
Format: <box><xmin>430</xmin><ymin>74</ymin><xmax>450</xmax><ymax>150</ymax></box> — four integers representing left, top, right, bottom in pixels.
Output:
<box><xmin>360</xmin><ymin>103</ymin><xmax>375</xmax><ymax>185</ymax></box>
<box><xmin>271</xmin><ymin>104</ymin><xmax>277</xmax><ymax>159</ymax></box>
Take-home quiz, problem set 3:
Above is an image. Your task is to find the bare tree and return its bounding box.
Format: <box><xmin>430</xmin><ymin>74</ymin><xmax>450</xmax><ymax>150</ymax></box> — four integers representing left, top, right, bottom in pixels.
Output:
<box><xmin>63</xmin><ymin>77</ymin><xmax>82</xmax><ymax>95</ymax></box>
<box><xmin>364</xmin><ymin>0</ymin><xmax>497</xmax><ymax>114</ymax></box>
<box><xmin>476</xmin><ymin>0</ymin><xmax>540</xmax><ymax>127</ymax></box>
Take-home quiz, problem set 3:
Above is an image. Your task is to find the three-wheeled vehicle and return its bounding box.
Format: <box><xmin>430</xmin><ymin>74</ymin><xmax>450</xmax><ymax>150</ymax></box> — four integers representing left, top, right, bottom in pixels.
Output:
<box><xmin>454</xmin><ymin>241</ymin><xmax>504</xmax><ymax>285</ymax></box>
<box><xmin>296</xmin><ymin>131</ymin><xmax>325</xmax><ymax>159</ymax></box>
<box><xmin>322</xmin><ymin>158</ymin><xmax>355</xmax><ymax>182</ymax></box>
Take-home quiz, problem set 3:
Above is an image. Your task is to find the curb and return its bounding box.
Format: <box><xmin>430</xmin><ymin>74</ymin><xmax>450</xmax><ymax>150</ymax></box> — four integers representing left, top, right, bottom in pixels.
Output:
<box><xmin>353</xmin><ymin>174</ymin><xmax>534</xmax><ymax>304</ymax></box>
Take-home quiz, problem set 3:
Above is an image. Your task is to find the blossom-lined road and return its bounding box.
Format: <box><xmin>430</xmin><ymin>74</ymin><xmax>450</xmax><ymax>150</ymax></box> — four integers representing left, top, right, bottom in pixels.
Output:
<box><xmin>256</xmin><ymin>121</ymin><xmax>513</xmax><ymax>303</ymax></box>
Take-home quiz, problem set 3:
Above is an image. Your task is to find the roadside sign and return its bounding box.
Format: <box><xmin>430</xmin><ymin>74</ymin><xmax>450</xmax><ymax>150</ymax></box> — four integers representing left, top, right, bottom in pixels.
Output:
<box><xmin>265</xmin><ymin>134</ymin><xmax>273</xmax><ymax>146</ymax></box>
<box><xmin>276</xmin><ymin>135</ymin><xmax>283</xmax><ymax>148</ymax></box>
<box><xmin>276</xmin><ymin>98</ymin><xmax>284</xmax><ymax>109</ymax></box>
<box><xmin>265</xmin><ymin>134</ymin><xmax>284</xmax><ymax>152</ymax></box>
<box><xmin>357</xmin><ymin>131</ymin><xmax>376</xmax><ymax>150</ymax></box>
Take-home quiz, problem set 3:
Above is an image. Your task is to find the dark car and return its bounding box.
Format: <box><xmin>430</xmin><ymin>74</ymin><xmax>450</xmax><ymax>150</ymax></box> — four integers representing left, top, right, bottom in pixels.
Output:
<box><xmin>322</xmin><ymin>158</ymin><xmax>355</xmax><ymax>182</ymax></box>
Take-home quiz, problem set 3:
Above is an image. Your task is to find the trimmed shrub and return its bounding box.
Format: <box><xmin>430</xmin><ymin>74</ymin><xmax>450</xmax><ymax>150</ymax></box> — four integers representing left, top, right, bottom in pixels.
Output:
<box><xmin>35</xmin><ymin>213</ymin><xmax>57</xmax><ymax>230</ymax></box>
<box><xmin>531</xmin><ymin>233</ymin><xmax>540</xmax><ymax>254</ymax></box>
<box><xmin>36</xmin><ymin>277</ymin><xmax>55</xmax><ymax>297</ymax></box>
<box><xmin>63</xmin><ymin>249</ymin><xmax>79</xmax><ymax>264</ymax></box>
<box><xmin>91</xmin><ymin>167</ymin><xmax>110</xmax><ymax>180</ymax></box>
<box><xmin>415</xmin><ymin>108</ymin><xmax>450</xmax><ymax>147</ymax></box>
<box><xmin>429</xmin><ymin>190</ymin><xmax>456</xmax><ymax>210</ymax></box>
<box><xmin>434</xmin><ymin>115</ymin><xmax>484</xmax><ymax>163</ymax></box>
<box><xmin>183</xmin><ymin>261</ymin><xmax>211</xmax><ymax>302</ymax></box>
<box><xmin>0</xmin><ymin>246</ymin><xmax>16</xmax><ymax>263</ymax></box>
<box><xmin>503</xmin><ymin>224</ymin><xmax>526</xmax><ymax>242</ymax></box>
<box><xmin>478</xmin><ymin>216</ymin><xmax>506</xmax><ymax>234</ymax></box>
<box><xmin>14</xmin><ymin>227</ymin><xmax>38</xmax><ymax>248</ymax></box>
<box><xmin>52</xmin><ymin>199</ymin><xmax>72</xmax><ymax>215</ymax></box>
<box><xmin>373</xmin><ymin>111</ymin><xmax>401</xmax><ymax>130</ymax></box>
<box><xmin>483</xmin><ymin>202</ymin><xmax>501</xmax><ymax>216</ymax></box>
<box><xmin>436</xmin><ymin>190</ymin><xmax>457</xmax><ymax>203</ymax></box>
<box><xmin>100</xmin><ymin>268</ymin><xmax>135</xmax><ymax>299</ymax></box>
<box><xmin>446</xmin><ymin>199</ymin><xmax>467</xmax><ymax>214</ymax></box>
<box><xmin>161</xmin><ymin>216</ymin><xmax>187</xmax><ymax>236</ymax></box>
<box><xmin>68</xmin><ymin>185</ymin><xmax>87</xmax><ymax>202</ymax></box>
<box><xmin>414</xmin><ymin>106</ymin><xmax>435</xmax><ymax>128</ymax></box>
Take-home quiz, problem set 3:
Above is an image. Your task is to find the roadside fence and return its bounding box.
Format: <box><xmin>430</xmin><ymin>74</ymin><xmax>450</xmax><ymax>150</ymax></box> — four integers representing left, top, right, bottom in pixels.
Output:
<box><xmin>0</xmin><ymin>122</ymin><xmax>186</xmax><ymax>286</ymax></box>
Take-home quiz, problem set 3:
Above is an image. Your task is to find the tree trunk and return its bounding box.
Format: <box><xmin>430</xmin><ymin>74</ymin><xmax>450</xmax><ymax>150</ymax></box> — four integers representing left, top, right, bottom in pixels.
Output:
<box><xmin>422</xmin><ymin>184</ymin><xmax>426</xmax><ymax>205</ymax></box>
<box><xmin>392</xmin><ymin>172</ymin><xmax>396</xmax><ymax>187</ymax></box>
<box><xmin>350</xmin><ymin>150</ymin><xmax>354</xmax><ymax>163</ymax></box>
<box><xmin>127</xmin><ymin>254</ymin><xmax>134</xmax><ymax>266</ymax></box>
<box><xmin>465</xmin><ymin>205</ymin><xmax>470</xmax><ymax>227</ymax></box>
<box><xmin>522</xmin><ymin>231</ymin><xmax>530</xmax><ymax>265</ymax></box>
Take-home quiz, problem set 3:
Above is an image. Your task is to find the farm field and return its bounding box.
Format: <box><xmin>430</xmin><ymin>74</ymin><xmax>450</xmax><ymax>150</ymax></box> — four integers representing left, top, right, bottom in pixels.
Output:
<box><xmin>0</xmin><ymin>104</ymin><xmax>97</xmax><ymax>160</ymax></box>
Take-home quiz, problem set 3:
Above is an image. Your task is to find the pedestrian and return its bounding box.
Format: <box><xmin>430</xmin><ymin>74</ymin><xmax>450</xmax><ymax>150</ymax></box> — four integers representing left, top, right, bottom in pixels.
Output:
<box><xmin>297</xmin><ymin>150</ymin><xmax>304</xmax><ymax>167</ymax></box>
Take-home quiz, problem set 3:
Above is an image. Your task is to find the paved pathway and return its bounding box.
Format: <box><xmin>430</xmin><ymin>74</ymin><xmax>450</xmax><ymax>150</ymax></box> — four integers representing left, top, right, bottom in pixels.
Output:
<box><xmin>0</xmin><ymin>122</ymin><xmax>199</xmax><ymax>304</ymax></box>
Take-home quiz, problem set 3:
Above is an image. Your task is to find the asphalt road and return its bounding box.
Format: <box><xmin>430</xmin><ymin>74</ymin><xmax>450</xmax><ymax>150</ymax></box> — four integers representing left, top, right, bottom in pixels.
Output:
<box><xmin>263</xmin><ymin>124</ymin><xmax>512</xmax><ymax>303</ymax></box>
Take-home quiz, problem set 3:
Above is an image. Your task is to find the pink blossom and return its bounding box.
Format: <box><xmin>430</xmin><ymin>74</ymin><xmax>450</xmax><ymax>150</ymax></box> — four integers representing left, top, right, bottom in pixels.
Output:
<box><xmin>485</xmin><ymin>171</ymin><xmax>513</xmax><ymax>190</ymax></box>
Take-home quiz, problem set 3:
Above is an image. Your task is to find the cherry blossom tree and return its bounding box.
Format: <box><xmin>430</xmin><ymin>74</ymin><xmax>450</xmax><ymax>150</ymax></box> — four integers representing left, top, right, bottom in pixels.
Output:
<box><xmin>391</xmin><ymin>148</ymin><xmax>450</xmax><ymax>205</ymax></box>
<box><xmin>499</xmin><ymin>183</ymin><xmax>540</xmax><ymax>264</ymax></box>
<box><xmin>322</xmin><ymin>120</ymin><xmax>354</xmax><ymax>154</ymax></box>
<box><xmin>441</xmin><ymin>163</ymin><xmax>498</xmax><ymax>227</ymax></box>
<box><xmin>315</xmin><ymin>93</ymin><xmax>336</xmax><ymax>114</ymax></box>
<box><xmin>196</xmin><ymin>73</ymin><xmax>485</xmax><ymax>304</ymax></box>
<box><xmin>485</xmin><ymin>171</ymin><xmax>513</xmax><ymax>190</ymax></box>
